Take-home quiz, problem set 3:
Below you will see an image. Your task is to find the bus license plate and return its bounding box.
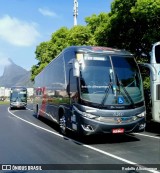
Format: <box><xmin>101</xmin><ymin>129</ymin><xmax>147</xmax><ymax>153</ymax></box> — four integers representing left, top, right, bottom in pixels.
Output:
<box><xmin>112</xmin><ymin>128</ymin><xmax>124</xmax><ymax>134</ymax></box>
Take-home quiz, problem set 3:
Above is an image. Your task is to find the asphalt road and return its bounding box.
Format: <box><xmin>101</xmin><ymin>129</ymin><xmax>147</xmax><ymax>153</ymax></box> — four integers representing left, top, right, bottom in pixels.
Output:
<box><xmin>0</xmin><ymin>104</ymin><xmax>159</xmax><ymax>173</ymax></box>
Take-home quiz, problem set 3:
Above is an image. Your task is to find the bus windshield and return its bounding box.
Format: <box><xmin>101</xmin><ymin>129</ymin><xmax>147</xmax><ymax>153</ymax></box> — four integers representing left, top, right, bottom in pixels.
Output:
<box><xmin>80</xmin><ymin>53</ymin><xmax>144</xmax><ymax>106</ymax></box>
<box><xmin>10</xmin><ymin>90</ymin><xmax>27</xmax><ymax>102</ymax></box>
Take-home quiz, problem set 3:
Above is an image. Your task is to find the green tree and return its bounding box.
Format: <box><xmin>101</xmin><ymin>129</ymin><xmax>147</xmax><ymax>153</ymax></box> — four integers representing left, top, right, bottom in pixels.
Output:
<box><xmin>68</xmin><ymin>25</ymin><xmax>94</xmax><ymax>45</ymax></box>
<box><xmin>130</xmin><ymin>0</ymin><xmax>160</xmax><ymax>59</ymax></box>
<box><xmin>85</xmin><ymin>13</ymin><xmax>109</xmax><ymax>45</ymax></box>
<box><xmin>94</xmin><ymin>0</ymin><xmax>160</xmax><ymax>61</ymax></box>
<box><xmin>50</xmin><ymin>27</ymin><xmax>70</xmax><ymax>55</ymax></box>
<box><xmin>31</xmin><ymin>41</ymin><xmax>51</xmax><ymax>80</ymax></box>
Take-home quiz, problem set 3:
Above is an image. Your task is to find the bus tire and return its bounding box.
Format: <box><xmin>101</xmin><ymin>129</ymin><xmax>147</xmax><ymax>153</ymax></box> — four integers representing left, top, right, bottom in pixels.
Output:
<box><xmin>59</xmin><ymin>109</ymin><xmax>67</xmax><ymax>135</ymax></box>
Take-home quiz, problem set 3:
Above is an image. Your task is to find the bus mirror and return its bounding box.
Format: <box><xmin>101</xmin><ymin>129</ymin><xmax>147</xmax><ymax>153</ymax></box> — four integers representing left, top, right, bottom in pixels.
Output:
<box><xmin>73</xmin><ymin>59</ymin><xmax>80</xmax><ymax>77</ymax></box>
<box><xmin>138</xmin><ymin>63</ymin><xmax>157</xmax><ymax>81</ymax></box>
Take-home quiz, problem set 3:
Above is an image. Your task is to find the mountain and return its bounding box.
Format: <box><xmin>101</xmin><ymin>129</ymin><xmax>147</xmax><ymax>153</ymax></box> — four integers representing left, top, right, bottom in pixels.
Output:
<box><xmin>0</xmin><ymin>59</ymin><xmax>33</xmax><ymax>88</ymax></box>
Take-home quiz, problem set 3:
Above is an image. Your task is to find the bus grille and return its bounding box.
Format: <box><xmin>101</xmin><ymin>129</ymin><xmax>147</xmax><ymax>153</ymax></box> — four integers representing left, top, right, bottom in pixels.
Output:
<box><xmin>99</xmin><ymin>116</ymin><xmax>137</xmax><ymax>124</ymax></box>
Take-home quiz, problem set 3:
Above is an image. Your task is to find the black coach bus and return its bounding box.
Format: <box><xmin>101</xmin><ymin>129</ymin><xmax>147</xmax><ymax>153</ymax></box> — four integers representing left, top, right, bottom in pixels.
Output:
<box><xmin>33</xmin><ymin>46</ymin><xmax>146</xmax><ymax>135</ymax></box>
<box><xmin>10</xmin><ymin>86</ymin><xmax>27</xmax><ymax>109</ymax></box>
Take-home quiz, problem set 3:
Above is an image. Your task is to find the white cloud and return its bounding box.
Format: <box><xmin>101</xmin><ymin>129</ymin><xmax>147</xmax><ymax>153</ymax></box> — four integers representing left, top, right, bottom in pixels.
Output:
<box><xmin>38</xmin><ymin>8</ymin><xmax>57</xmax><ymax>17</ymax></box>
<box><xmin>0</xmin><ymin>15</ymin><xmax>40</xmax><ymax>47</ymax></box>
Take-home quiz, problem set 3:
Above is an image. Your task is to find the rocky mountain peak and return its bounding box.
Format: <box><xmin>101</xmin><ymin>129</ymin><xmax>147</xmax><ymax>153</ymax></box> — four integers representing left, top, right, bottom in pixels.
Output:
<box><xmin>0</xmin><ymin>59</ymin><xmax>33</xmax><ymax>87</ymax></box>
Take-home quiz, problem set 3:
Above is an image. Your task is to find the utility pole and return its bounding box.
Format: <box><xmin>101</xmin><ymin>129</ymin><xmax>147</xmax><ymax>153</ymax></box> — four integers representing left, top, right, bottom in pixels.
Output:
<box><xmin>73</xmin><ymin>0</ymin><xmax>78</xmax><ymax>26</ymax></box>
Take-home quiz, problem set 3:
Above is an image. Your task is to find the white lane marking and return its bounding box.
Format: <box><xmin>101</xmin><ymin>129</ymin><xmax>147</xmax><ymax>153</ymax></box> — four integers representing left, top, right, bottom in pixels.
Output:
<box><xmin>8</xmin><ymin>107</ymin><xmax>62</xmax><ymax>138</ymax></box>
<box><xmin>135</xmin><ymin>133</ymin><xmax>160</xmax><ymax>140</ymax></box>
<box><xmin>26</xmin><ymin>107</ymin><xmax>33</xmax><ymax>111</ymax></box>
<box><xmin>8</xmin><ymin>107</ymin><xmax>160</xmax><ymax>173</ymax></box>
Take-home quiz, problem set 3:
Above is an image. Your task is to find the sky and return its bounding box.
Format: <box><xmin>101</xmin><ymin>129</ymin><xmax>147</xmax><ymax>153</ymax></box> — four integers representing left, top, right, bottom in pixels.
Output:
<box><xmin>0</xmin><ymin>0</ymin><xmax>113</xmax><ymax>76</ymax></box>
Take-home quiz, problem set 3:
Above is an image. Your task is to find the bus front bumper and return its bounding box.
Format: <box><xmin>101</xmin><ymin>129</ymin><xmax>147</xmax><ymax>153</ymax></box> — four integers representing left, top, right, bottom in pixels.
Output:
<box><xmin>10</xmin><ymin>102</ymin><xmax>27</xmax><ymax>108</ymax></box>
<box><xmin>76</xmin><ymin>115</ymin><xmax>146</xmax><ymax>135</ymax></box>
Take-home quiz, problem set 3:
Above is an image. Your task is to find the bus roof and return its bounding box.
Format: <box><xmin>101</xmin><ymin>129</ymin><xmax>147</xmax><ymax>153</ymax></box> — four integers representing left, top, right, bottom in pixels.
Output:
<box><xmin>11</xmin><ymin>86</ymin><xmax>27</xmax><ymax>90</ymax></box>
<box><xmin>63</xmin><ymin>46</ymin><xmax>132</xmax><ymax>56</ymax></box>
<box><xmin>34</xmin><ymin>46</ymin><xmax>133</xmax><ymax>79</ymax></box>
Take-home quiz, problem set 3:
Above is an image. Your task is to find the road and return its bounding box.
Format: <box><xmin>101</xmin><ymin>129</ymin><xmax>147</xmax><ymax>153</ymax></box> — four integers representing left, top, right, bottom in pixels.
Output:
<box><xmin>0</xmin><ymin>104</ymin><xmax>159</xmax><ymax>173</ymax></box>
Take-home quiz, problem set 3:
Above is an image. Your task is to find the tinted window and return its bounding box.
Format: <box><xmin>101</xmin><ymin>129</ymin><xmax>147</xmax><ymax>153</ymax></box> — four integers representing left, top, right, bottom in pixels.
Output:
<box><xmin>155</xmin><ymin>45</ymin><xmax>160</xmax><ymax>63</ymax></box>
<box><xmin>35</xmin><ymin>54</ymin><xmax>65</xmax><ymax>88</ymax></box>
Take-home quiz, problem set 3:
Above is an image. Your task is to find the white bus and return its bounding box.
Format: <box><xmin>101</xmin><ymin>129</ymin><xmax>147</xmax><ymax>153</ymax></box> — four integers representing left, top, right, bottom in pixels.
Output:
<box><xmin>140</xmin><ymin>42</ymin><xmax>160</xmax><ymax>123</ymax></box>
<box><xmin>33</xmin><ymin>46</ymin><xmax>146</xmax><ymax>135</ymax></box>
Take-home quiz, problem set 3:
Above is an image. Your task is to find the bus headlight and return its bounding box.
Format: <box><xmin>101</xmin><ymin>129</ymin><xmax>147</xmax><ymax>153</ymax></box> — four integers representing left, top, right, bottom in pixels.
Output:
<box><xmin>137</xmin><ymin>111</ymin><xmax>146</xmax><ymax>118</ymax></box>
<box><xmin>83</xmin><ymin>113</ymin><xmax>98</xmax><ymax>119</ymax></box>
<box><xmin>73</xmin><ymin>106</ymin><xmax>98</xmax><ymax>119</ymax></box>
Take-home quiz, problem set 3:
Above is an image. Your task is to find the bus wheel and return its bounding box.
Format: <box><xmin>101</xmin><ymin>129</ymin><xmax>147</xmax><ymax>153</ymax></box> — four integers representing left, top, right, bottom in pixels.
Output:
<box><xmin>59</xmin><ymin>113</ymin><xmax>67</xmax><ymax>135</ymax></box>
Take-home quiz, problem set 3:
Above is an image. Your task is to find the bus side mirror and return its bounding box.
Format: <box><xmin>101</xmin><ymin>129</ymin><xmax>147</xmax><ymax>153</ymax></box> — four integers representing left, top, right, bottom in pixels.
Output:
<box><xmin>68</xmin><ymin>59</ymin><xmax>80</xmax><ymax>77</ymax></box>
<box><xmin>73</xmin><ymin>60</ymin><xmax>80</xmax><ymax>77</ymax></box>
<box><xmin>138</xmin><ymin>63</ymin><xmax>157</xmax><ymax>81</ymax></box>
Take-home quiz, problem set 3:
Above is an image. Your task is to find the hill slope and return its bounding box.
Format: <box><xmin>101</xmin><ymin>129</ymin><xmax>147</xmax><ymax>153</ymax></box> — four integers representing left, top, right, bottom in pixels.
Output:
<box><xmin>0</xmin><ymin>59</ymin><xmax>33</xmax><ymax>87</ymax></box>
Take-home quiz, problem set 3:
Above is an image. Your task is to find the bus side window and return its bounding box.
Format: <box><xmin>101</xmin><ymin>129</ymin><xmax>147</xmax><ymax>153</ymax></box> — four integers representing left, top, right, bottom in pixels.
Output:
<box><xmin>36</xmin><ymin>89</ymin><xmax>39</xmax><ymax>96</ymax></box>
<box><xmin>155</xmin><ymin>44</ymin><xmax>160</xmax><ymax>63</ymax></box>
<box><xmin>36</xmin><ymin>89</ymin><xmax>42</xmax><ymax>96</ymax></box>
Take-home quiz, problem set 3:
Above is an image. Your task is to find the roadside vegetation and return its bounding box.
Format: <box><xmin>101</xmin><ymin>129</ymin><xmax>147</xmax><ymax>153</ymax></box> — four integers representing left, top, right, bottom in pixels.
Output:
<box><xmin>0</xmin><ymin>101</ymin><xmax>9</xmax><ymax>105</ymax></box>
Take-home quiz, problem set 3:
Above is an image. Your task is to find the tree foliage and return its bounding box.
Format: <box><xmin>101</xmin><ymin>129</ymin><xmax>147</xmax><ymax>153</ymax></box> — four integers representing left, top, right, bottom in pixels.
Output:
<box><xmin>31</xmin><ymin>26</ymin><xmax>93</xmax><ymax>80</ymax></box>
<box><xmin>85</xmin><ymin>13</ymin><xmax>109</xmax><ymax>46</ymax></box>
<box><xmin>95</xmin><ymin>0</ymin><xmax>160</xmax><ymax>61</ymax></box>
<box><xmin>68</xmin><ymin>25</ymin><xmax>94</xmax><ymax>45</ymax></box>
<box><xmin>130</xmin><ymin>0</ymin><xmax>160</xmax><ymax>58</ymax></box>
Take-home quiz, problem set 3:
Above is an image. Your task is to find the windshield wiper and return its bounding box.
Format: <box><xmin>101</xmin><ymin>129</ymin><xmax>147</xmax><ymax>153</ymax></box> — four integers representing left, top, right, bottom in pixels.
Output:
<box><xmin>116</xmin><ymin>73</ymin><xmax>135</xmax><ymax>107</ymax></box>
<box><xmin>99</xmin><ymin>73</ymin><xmax>135</xmax><ymax>109</ymax></box>
<box><xmin>99</xmin><ymin>71</ymin><xmax>116</xmax><ymax>108</ymax></box>
<box><xmin>99</xmin><ymin>82</ymin><xmax>114</xmax><ymax>109</ymax></box>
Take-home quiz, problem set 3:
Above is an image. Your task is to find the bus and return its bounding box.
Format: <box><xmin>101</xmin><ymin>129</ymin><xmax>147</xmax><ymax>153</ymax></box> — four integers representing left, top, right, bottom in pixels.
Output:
<box><xmin>33</xmin><ymin>46</ymin><xmax>146</xmax><ymax>135</ymax></box>
<box><xmin>10</xmin><ymin>86</ymin><xmax>27</xmax><ymax>109</ymax></box>
<box><xmin>140</xmin><ymin>42</ymin><xmax>160</xmax><ymax>123</ymax></box>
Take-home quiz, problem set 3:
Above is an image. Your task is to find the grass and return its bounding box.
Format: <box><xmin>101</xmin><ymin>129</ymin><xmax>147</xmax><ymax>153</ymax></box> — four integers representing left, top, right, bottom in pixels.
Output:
<box><xmin>0</xmin><ymin>101</ymin><xmax>9</xmax><ymax>105</ymax></box>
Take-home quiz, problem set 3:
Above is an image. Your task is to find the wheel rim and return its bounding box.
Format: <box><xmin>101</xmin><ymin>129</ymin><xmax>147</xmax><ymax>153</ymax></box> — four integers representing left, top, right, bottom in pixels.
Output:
<box><xmin>60</xmin><ymin>115</ymin><xmax>66</xmax><ymax>135</ymax></box>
